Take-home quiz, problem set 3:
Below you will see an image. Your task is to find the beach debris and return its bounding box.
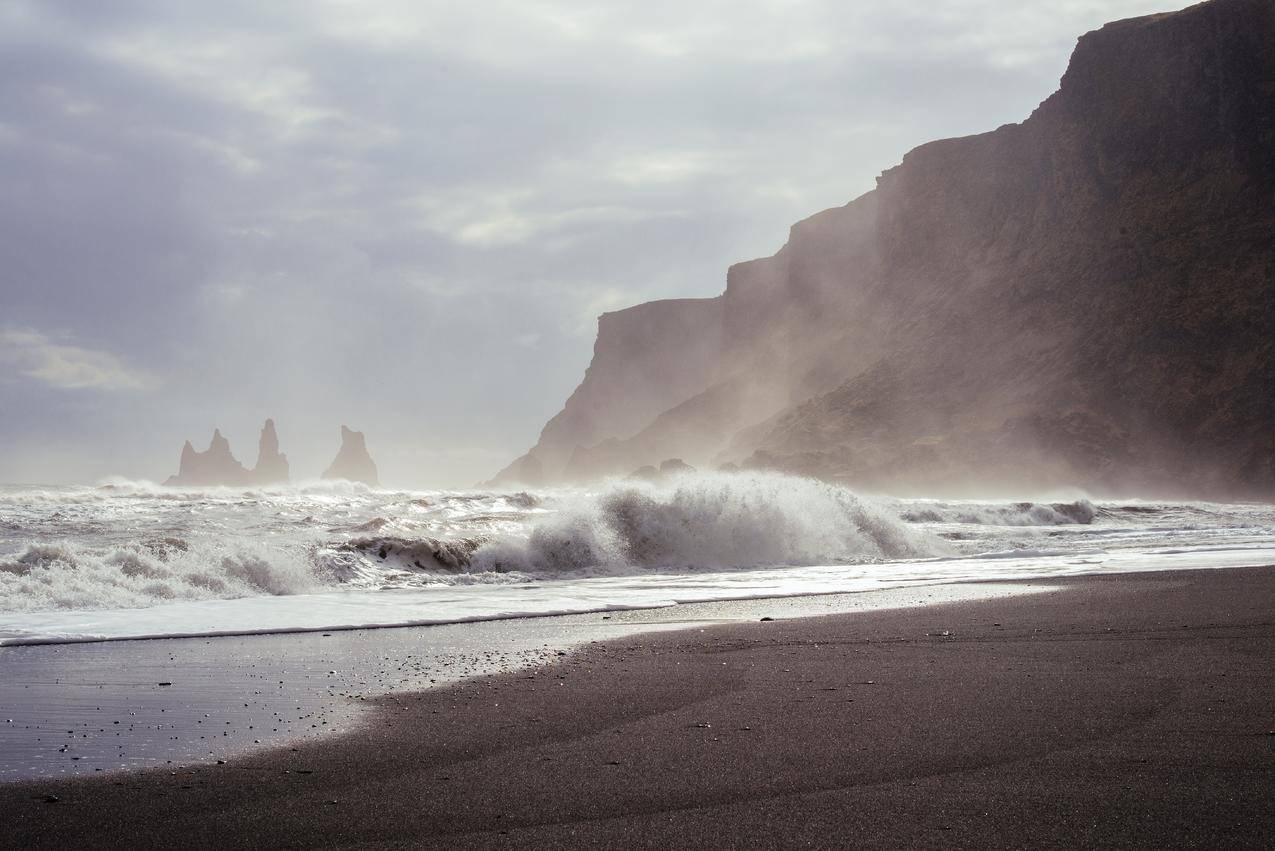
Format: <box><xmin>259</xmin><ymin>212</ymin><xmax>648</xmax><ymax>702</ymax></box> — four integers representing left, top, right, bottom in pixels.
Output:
<box><xmin>43</xmin><ymin>795</ymin><xmax>59</xmax><ymax>803</ymax></box>
<box><xmin>760</xmin><ymin>617</ymin><xmax>774</xmax><ymax>621</ymax></box>
<box><xmin>157</xmin><ymin>682</ymin><xmax>172</xmax><ymax>687</ymax></box>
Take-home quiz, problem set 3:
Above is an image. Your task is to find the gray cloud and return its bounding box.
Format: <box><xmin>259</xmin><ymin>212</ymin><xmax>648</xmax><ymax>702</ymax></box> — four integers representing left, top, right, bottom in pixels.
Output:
<box><xmin>0</xmin><ymin>0</ymin><xmax>1170</xmax><ymax>485</ymax></box>
<box><xmin>0</xmin><ymin>328</ymin><xmax>148</xmax><ymax>390</ymax></box>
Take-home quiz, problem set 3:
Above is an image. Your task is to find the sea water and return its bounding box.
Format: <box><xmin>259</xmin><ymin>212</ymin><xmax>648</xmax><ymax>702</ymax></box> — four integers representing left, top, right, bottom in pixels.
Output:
<box><xmin>3</xmin><ymin>471</ymin><xmax>1274</xmax><ymax>645</ymax></box>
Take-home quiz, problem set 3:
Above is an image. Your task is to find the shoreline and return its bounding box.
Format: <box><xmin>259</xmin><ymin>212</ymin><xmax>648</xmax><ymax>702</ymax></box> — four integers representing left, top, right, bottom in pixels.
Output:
<box><xmin>3</xmin><ymin>565</ymin><xmax>1272</xmax><ymax>847</ymax></box>
<box><xmin>0</xmin><ymin>582</ymin><xmax>1045</xmax><ymax>782</ymax></box>
<box><xmin>7</xmin><ymin>542</ymin><xmax>1275</xmax><ymax>648</ymax></box>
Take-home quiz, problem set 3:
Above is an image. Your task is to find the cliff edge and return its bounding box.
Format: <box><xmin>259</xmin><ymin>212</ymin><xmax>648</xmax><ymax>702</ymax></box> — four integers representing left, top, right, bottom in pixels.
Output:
<box><xmin>493</xmin><ymin>0</ymin><xmax>1275</xmax><ymax>498</ymax></box>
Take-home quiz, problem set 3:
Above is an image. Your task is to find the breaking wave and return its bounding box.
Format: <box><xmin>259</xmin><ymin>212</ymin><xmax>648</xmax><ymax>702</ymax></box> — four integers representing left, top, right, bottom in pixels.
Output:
<box><xmin>0</xmin><ymin>473</ymin><xmax>939</xmax><ymax>611</ymax></box>
<box><xmin>0</xmin><ymin>539</ymin><xmax>323</xmax><ymax>612</ymax></box>
<box><xmin>900</xmin><ymin>499</ymin><xmax>1096</xmax><ymax>526</ymax></box>
<box><xmin>13</xmin><ymin>475</ymin><xmax>1264</xmax><ymax>617</ymax></box>
<box><xmin>469</xmin><ymin>472</ymin><xmax>939</xmax><ymax>575</ymax></box>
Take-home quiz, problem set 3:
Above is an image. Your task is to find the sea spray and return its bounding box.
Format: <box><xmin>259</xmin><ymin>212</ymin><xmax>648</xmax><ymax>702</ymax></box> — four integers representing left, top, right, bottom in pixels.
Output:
<box><xmin>3</xmin><ymin>479</ymin><xmax>1272</xmax><ymax>616</ymax></box>
<box><xmin>470</xmin><ymin>471</ymin><xmax>939</xmax><ymax>574</ymax></box>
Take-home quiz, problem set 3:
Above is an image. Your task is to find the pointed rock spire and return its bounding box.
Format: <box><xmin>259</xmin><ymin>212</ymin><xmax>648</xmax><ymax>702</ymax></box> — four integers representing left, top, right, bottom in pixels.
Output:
<box><xmin>251</xmin><ymin>418</ymin><xmax>290</xmax><ymax>484</ymax></box>
<box><xmin>322</xmin><ymin>425</ymin><xmax>380</xmax><ymax>486</ymax></box>
<box><xmin>164</xmin><ymin>428</ymin><xmax>250</xmax><ymax>486</ymax></box>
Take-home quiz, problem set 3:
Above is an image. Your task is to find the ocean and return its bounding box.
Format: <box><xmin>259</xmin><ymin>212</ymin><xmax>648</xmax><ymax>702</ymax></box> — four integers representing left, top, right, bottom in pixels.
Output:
<box><xmin>3</xmin><ymin>471</ymin><xmax>1274</xmax><ymax>646</ymax></box>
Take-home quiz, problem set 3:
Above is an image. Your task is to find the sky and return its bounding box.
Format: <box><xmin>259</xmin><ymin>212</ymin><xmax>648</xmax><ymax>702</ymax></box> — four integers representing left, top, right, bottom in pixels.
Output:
<box><xmin>0</xmin><ymin>0</ymin><xmax>1172</xmax><ymax>487</ymax></box>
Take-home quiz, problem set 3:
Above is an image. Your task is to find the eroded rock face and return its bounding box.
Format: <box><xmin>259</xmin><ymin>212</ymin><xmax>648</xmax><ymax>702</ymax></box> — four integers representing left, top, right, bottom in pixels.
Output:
<box><xmin>164</xmin><ymin>420</ymin><xmax>292</xmax><ymax>487</ymax></box>
<box><xmin>322</xmin><ymin>425</ymin><xmax>380</xmax><ymax>487</ymax></box>
<box><xmin>164</xmin><ymin>429</ymin><xmax>252</xmax><ymax>487</ymax></box>
<box><xmin>489</xmin><ymin>297</ymin><xmax>724</xmax><ymax>484</ymax></box>
<box><xmin>493</xmin><ymin>0</ymin><xmax>1275</xmax><ymax>499</ymax></box>
<box><xmin>252</xmin><ymin>419</ymin><xmax>290</xmax><ymax>485</ymax></box>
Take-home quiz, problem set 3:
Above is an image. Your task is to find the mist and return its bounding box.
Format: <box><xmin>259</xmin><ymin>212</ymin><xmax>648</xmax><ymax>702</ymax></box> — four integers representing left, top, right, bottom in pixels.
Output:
<box><xmin>0</xmin><ymin>0</ymin><xmax>1171</xmax><ymax>488</ymax></box>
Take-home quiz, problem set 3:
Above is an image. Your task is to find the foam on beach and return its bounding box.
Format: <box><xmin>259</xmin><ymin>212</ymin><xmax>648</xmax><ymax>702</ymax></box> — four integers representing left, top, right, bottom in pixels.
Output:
<box><xmin>2</xmin><ymin>475</ymin><xmax>1274</xmax><ymax>644</ymax></box>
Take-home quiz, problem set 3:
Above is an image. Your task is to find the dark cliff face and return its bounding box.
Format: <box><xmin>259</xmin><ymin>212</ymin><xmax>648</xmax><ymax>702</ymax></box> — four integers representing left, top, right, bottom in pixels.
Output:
<box><xmin>491</xmin><ymin>297</ymin><xmax>723</xmax><ymax>483</ymax></box>
<box><xmin>494</xmin><ymin>0</ymin><xmax>1275</xmax><ymax>497</ymax></box>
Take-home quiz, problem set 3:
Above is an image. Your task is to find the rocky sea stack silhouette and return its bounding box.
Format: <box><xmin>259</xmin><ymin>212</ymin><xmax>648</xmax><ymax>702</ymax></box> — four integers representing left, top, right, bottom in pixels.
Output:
<box><xmin>164</xmin><ymin>419</ymin><xmax>289</xmax><ymax>487</ymax></box>
<box><xmin>322</xmin><ymin>425</ymin><xmax>380</xmax><ymax>487</ymax></box>
<box><xmin>251</xmin><ymin>419</ymin><xmax>290</xmax><ymax>484</ymax></box>
<box><xmin>493</xmin><ymin>0</ymin><xmax>1275</xmax><ymax>499</ymax></box>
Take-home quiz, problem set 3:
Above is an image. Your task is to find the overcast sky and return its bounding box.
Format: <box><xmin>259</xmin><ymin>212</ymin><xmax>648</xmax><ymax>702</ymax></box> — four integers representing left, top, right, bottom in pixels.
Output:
<box><xmin>0</xmin><ymin>0</ymin><xmax>1171</xmax><ymax>487</ymax></box>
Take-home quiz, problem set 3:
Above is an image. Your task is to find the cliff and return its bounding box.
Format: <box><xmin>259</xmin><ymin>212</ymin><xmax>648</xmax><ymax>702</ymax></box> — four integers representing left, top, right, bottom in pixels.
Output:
<box><xmin>322</xmin><ymin>425</ymin><xmax>380</xmax><ymax>487</ymax></box>
<box><xmin>164</xmin><ymin>419</ymin><xmax>292</xmax><ymax>487</ymax></box>
<box><xmin>490</xmin><ymin>297</ymin><xmax>724</xmax><ymax>483</ymax></box>
<box><xmin>493</xmin><ymin>0</ymin><xmax>1275</xmax><ymax>498</ymax></box>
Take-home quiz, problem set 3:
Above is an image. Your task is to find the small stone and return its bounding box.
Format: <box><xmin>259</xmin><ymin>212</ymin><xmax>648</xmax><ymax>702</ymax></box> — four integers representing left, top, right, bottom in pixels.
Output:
<box><xmin>760</xmin><ymin>617</ymin><xmax>774</xmax><ymax>622</ymax></box>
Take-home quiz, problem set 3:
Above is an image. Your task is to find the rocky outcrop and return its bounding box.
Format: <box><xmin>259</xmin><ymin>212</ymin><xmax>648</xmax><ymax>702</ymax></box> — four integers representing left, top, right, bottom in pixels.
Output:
<box><xmin>494</xmin><ymin>0</ymin><xmax>1275</xmax><ymax>498</ymax></box>
<box><xmin>164</xmin><ymin>420</ymin><xmax>292</xmax><ymax>487</ymax></box>
<box><xmin>164</xmin><ymin>429</ymin><xmax>252</xmax><ymax>487</ymax></box>
<box><xmin>489</xmin><ymin>297</ymin><xmax>724</xmax><ymax>483</ymax></box>
<box><xmin>322</xmin><ymin>425</ymin><xmax>380</xmax><ymax>487</ymax></box>
<box><xmin>252</xmin><ymin>419</ymin><xmax>289</xmax><ymax>484</ymax></box>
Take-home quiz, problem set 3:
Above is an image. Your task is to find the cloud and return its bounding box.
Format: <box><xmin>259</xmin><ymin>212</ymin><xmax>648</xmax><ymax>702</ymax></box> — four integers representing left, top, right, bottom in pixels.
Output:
<box><xmin>0</xmin><ymin>0</ymin><xmax>1176</xmax><ymax>484</ymax></box>
<box><xmin>0</xmin><ymin>329</ymin><xmax>148</xmax><ymax>391</ymax></box>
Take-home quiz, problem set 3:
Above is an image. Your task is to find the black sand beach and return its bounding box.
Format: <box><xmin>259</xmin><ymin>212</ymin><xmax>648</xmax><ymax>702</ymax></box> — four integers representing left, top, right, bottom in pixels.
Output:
<box><xmin>3</xmin><ymin>566</ymin><xmax>1272</xmax><ymax>848</ymax></box>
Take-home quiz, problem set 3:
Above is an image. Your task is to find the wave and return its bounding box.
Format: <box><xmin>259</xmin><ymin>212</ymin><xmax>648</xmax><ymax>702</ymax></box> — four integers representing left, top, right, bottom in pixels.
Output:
<box><xmin>0</xmin><ymin>538</ymin><xmax>324</xmax><ymax>612</ymax></box>
<box><xmin>0</xmin><ymin>472</ymin><xmax>942</xmax><ymax>611</ymax></box>
<box><xmin>900</xmin><ymin>499</ymin><xmax>1097</xmax><ymax>526</ymax></box>
<box><xmin>470</xmin><ymin>472</ymin><xmax>939</xmax><ymax>575</ymax></box>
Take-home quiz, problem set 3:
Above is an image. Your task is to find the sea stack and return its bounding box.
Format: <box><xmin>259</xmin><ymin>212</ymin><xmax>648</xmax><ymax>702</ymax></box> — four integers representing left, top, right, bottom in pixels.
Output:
<box><xmin>251</xmin><ymin>418</ymin><xmax>290</xmax><ymax>484</ymax></box>
<box><xmin>322</xmin><ymin>425</ymin><xmax>380</xmax><ymax>486</ymax></box>
<box><xmin>164</xmin><ymin>428</ymin><xmax>252</xmax><ymax>486</ymax></box>
<box><xmin>164</xmin><ymin>419</ymin><xmax>291</xmax><ymax>486</ymax></box>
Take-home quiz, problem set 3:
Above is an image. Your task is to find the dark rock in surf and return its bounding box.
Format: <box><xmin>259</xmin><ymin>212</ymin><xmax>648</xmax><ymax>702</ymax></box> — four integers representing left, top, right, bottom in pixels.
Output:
<box><xmin>659</xmin><ymin>458</ymin><xmax>695</xmax><ymax>475</ymax></box>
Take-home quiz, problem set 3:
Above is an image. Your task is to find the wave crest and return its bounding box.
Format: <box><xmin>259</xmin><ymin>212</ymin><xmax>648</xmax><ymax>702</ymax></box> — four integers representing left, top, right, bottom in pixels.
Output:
<box><xmin>471</xmin><ymin>472</ymin><xmax>939</xmax><ymax>574</ymax></box>
<box><xmin>901</xmin><ymin>499</ymin><xmax>1096</xmax><ymax>526</ymax></box>
<box><xmin>0</xmin><ymin>540</ymin><xmax>323</xmax><ymax>612</ymax></box>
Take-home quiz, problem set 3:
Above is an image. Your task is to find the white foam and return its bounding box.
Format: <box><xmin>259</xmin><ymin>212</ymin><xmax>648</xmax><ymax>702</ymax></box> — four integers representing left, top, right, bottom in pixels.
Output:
<box><xmin>470</xmin><ymin>472</ymin><xmax>938</xmax><ymax>575</ymax></box>
<box><xmin>2</xmin><ymin>476</ymin><xmax>1274</xmax><ymax>644</ymax></box>
<box><xmin>3</xmin><ymin>542</ymin><xmax>1272</xmax><ymax>645</ymax></box>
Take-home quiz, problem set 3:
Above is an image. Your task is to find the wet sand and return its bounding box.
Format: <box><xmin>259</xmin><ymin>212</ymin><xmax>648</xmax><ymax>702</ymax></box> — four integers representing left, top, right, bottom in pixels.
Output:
<box><xmin>2</xmin><ymin>567</ymin><xmax>1272</xmax><ymax>848</ymax></box>
<box><xmin>0</xmin><ymin>582</ymin><xmax>1041</xmax><ymax>782</ymax></box>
